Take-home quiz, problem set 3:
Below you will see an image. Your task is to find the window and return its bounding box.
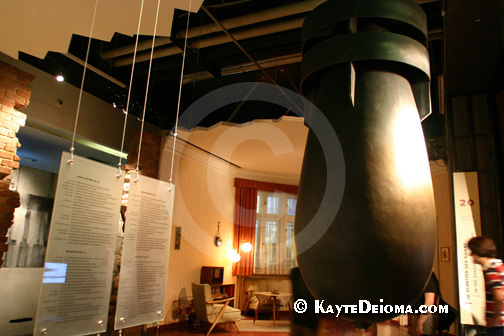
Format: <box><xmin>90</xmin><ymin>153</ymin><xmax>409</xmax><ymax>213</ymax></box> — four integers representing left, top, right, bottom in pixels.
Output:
<box><xmin>254</xmin><ymin>190</ymin><xmax>297</xmax><ymax>274</ymax></box>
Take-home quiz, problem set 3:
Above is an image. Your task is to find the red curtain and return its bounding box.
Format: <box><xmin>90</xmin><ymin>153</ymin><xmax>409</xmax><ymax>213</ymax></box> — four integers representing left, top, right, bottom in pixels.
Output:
<box><xmin>232</xmin><ymin>178</ymin><xmax>298</xmax><ymax>276</ymax></box>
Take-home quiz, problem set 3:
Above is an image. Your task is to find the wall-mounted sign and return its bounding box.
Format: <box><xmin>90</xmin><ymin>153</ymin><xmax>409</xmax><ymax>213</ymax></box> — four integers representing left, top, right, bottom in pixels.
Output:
<box><xmin>453</xmin><ymin>172</ymin><xmax>485</xmax><ymax>326</ymax></box>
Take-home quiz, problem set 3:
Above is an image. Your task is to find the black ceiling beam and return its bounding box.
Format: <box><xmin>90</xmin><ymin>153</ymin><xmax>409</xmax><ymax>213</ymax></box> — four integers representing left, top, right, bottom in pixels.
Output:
<box><xmin>169</xmin><ymin>36</ymin><xmax>222</xmax><ymax>79</ymax></box>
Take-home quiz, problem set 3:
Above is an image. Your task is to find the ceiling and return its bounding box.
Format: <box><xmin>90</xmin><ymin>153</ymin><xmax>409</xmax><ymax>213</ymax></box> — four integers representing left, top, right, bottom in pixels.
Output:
<box><xmin>178</xmin><ymin>116</ymin><xmax>308</xmax><ymax>175</ymax></box>
<box><xmin>7</xmin><ymin>1</ymin><xmax>455</xmax><ymax>131</ymax></box>
<box><xmin>3</xmin><ymin>0</ymin><xmax>504</xmax><ymax>174</ymax></box>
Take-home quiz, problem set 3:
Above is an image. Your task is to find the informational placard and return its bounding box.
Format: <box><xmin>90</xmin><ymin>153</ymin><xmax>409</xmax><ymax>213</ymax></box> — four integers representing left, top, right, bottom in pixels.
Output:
<box><xmin>34</xmin><ymin>152</ymin><xmax>123</xmax><ymax>336</ymax></box>
<box><xmin>453</xmin><ymin>172</ymin><xmax>486</xmax><ymax>325</ymax></box>
<box><xmin>115</xmin><ymin>175</ymin><xmax>174</xmax><ymax>329</ymax></box>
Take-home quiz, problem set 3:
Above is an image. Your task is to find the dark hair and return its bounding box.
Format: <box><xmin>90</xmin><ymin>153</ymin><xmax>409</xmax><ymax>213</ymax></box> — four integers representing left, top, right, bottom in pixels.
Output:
<box><xmin>468</xmin><ymin>236</ymin><xmax>497</xmax><ymax>258</ymax></box>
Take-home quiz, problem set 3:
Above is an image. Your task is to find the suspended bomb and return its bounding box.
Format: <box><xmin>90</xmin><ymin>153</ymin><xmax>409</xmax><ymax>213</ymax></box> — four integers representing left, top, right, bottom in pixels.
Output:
<box><xmin>295</xmin><ymin>0</ymin><xmax>436</xmax><ymax>323</ymax></box>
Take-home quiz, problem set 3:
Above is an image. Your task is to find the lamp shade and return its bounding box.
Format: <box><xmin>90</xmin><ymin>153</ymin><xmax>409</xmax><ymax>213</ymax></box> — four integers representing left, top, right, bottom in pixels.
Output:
<box><xmin>228</xmin><ymin>249</ymin><xmax>241</xmax><ymax>262</ymax></box>
<box><xmin>241</xmin><ymin>242</ymin><xmax>252</xmax><ymax>253</ymax></box>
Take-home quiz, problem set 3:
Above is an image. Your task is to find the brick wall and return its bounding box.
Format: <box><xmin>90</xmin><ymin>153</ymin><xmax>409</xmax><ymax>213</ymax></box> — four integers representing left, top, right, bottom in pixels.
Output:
<box><xmin>0</xmin><ymin>60</ymin><xmax>34</xmax><ymax>268</ymax></box>
<box><xmin>127</xmin><ymin>129</ymin><xmax>161</xmax><ymax>179</ymax></box>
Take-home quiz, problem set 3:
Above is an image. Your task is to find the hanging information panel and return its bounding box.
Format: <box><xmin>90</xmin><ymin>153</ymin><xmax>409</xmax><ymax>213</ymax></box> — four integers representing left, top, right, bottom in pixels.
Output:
<box><xmin>34</xmin><ymin>152</ymin><xmax>123</xmax><ymax>336</ymax></box>
<box><xmin>115</xmin><ymin>175</ymin><xmax>174</xmax><ymax>329</ymax></box>
<box><xmin>453</xmin><ymin>172</ymin><xmax>486</xmax><ymax>326</ymax></box>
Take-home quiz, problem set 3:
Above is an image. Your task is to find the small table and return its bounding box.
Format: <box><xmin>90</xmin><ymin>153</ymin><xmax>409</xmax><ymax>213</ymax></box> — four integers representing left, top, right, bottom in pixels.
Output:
<box><xmin>254</xmin><ymin>291</ymin><xmax>292</xmax><ymax>326</ymax></box>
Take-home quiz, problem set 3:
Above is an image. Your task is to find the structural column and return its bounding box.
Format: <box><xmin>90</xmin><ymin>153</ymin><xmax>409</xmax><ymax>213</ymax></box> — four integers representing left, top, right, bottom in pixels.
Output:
<box><xmin>0</xmin><ymin>60</ymin><xmax>34</xmax><ymax>268</ymax></box>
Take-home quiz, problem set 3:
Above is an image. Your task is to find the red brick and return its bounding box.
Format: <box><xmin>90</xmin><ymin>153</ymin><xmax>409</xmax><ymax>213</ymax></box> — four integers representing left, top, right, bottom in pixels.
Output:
<box><xmin>0</xmin><ymin>83</ymin><xmax>17</xmax><ymax>94</ymax></box>
<box><xmin>0</xmin><ymin>203</ymin><xmax>14</xmax><ymax>211</ymax></box>
<box><xmin>16</xmin><ymin>89</ymin><xmax>30</xmax><ymax>100</ymax></box>
<box><xmin>0</xmin><ymin>96</ymin><xmax>15</xmax><ymax>108</ymax></box>
<box><xmin>0</xmin><ymin>166</ymin><xmax>12</xmax><ymax>177</ymax></box>
<box><xmin>11</xmin><ymin>116</ymin><xmax>25</xmax><ymax>127</ymax></box>
<box><xmin>0</xmin><ymin>121</ymin><xmax>18</xmax><ymax>133</ymax></box>
<box><xmin>0</xmin><ymin>181</ymin><xmax>9</xmax><ymax>190</ymax></box>
<box><xmin>0</xmin><ymin>151</ymin><xmax>13</xmax><ymax>160</ymax></box>
<box><xmin>1</xmin><ymin>161</ymin><xmax>18</xmax><ymax>170</ymax></box>
<box><xmin>0</xmin><ymin>236</ymin><xmax>7</xmax><ymax>244</ymax></box>
<box><xmin>9</xmin><ymin>110</ymin><xmax>26</xmax><ymax>119</ymax></box>
<box><xmin>0</xmin><ymin>111</ymin><xmax>12</xmax><ymax>122</ymax></box>
<box><xmin>2</xmin><ymin>160</ymin><xmax>19</xmax><ymax>169</ymax></box>
<box><xmin>0</xmin><ymin>227</ymin><xmax>8</xmax><ymax>236</ymax></box>
<box><xmin>17</xmin><ymin>84</ymin><xmax>32</xmax><ymax>93</ymax></box>
<box><xmin>0</xmin><ymin>244</ymin><xmax>8</xmax><ymax>253</ymax></box>
<box><xmin>0</xmin><ymin>211</ymin><xmax>14</xmax><ymax>222</ymax></box>
<box><xmin>0</xmin><ymin>129</ymin><xmax>8</xmax><ymax>137</ymax></box>
<box><xmin>0</xmin><ymin>61</ymin><xmax>35</xmax><ymax>83</ymax></box>
<box><xmin>13</xmin><ymin>155</ymin><xmax>19</xmax><ymax>162</ymax></box>
<box><xmin>0</xmin><ymin>135</ymin><xmax>17</xmax><ymax>144</ymax></box>
<box><xmin>6</xmin><ymin>195</ymin><xmax>20</xmax><ymax>207</ymax></box>
<box><xmin>0</xmin><ymin>190</ymin><xmax>17</xmax><ymax>197</ymax></box>
<box><xmin>3</xmin><ymin>144</ymin><xmax>15</xmax><ymax>152</ymax></box>
<box><xmin>0</xmin><ymin>105</ymin><xmax>14</xmax><ymax>113</ymax></box>
<box><xmin>4</xmin><ymin>91</ymin><xmax>27</xmax><ymax>109</ymax></box>
<box><xmin>15</xmin><ymin>70</ymin><xmax>35</xmax><ymax>83</ymax></box>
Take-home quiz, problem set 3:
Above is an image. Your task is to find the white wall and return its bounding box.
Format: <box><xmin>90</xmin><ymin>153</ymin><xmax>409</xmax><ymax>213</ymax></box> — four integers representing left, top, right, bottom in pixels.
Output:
<box><xmin>159</xmin><ymin>138</ymin><xmax>237</xmax><ymax>323</ymax></box>
<box><xmin>157</xmin><ymin>136</ymin><xmax>300</xmax><ymax>323</ymax></box>
<box><xmin>0</xmin><ymin>268</ymin><xmax>44</xmax><ymax>335</ymax></box>
<box><xmin>0</xmin><ymin>52</ymin><xmax>160</xmax><ymax>150</ymax></box>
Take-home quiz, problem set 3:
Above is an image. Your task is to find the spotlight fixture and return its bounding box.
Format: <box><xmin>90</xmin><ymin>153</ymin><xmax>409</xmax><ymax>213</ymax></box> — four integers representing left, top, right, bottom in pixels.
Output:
<box><xmin>55</xmin><ymin>72</ymin><xmax>64</xmax><ymax>82</ymax></box>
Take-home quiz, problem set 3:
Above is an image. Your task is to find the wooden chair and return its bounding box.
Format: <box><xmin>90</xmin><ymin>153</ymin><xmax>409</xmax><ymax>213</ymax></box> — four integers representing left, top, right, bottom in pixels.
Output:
<box><xmin>192</xmin><ymin>283</ymin><xmax>241</xmax><ymax>335</ymax></box>
<box><xmin>242</xmin><ymin>278</ymin><xmax>268</xmax><ymax>317</ymax></box>
<box><xmin>243</xmin><ymin>289</ymin><xmax>281</xmax><ymax>323</ymax></box>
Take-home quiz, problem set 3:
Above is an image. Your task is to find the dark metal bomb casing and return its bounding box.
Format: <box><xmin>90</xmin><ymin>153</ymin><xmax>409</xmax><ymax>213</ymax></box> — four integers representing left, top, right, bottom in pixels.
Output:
<box><xmin>296</xmin><ymin>0</ymin><xmax>436</xmax><ymax>323</ymax></box>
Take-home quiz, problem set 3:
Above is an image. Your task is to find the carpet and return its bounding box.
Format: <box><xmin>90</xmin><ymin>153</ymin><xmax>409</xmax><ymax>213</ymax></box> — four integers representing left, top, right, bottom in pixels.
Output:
<box><xmin>238</xmin><ymin>318</ymin><xmax>291</xmax><ymax>332</ymax></box>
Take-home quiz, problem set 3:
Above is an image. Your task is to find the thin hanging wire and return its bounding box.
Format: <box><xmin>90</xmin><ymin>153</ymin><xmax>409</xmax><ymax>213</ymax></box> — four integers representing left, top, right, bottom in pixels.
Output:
<box><xmin>134</xmin><ymin>0</ymin><xmax>163</xmax><ymax>183</ymax></box>
<box><xmin>156</xmin><ymin>311</ymin><xmax>163</xmax><ymax>336</ymax></box>
<box><xmin>168</xmin><ymin>0</ymin><xmax>193</xmax><ymax>190</ymax></box>
<box><xmin>68</xmin><ymin>0</ymin><xmax>99</xmax><ymax>164</ymax></box>
<box><xmin>117</xmin><ymin>0</ymin><xmax>146</xmax><ymax>177</ymax></box>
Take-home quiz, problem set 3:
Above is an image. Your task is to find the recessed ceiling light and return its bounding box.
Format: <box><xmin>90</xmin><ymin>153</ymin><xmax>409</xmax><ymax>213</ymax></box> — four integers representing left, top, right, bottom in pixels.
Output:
<box><xmin>55</xmin><ymin>73</ymin><xmax>64</xmax><ymax>82</ymax></box>
<box><xmin>19</xmin><ymin>156</ymin><xmax>37</xmax><ymax>162</ymax></box>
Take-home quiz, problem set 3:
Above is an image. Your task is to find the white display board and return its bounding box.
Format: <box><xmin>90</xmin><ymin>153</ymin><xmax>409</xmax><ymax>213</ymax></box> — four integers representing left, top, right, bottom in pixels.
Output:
<box><xmin>453</xmin><ymin>172</ymin><xmax>486</xmax><ymax>326</ymax></box>
<box><xmin>115</xmin><ymin>175</ymin><xmax>174</xmax><ymax>330</ymax></box>
<box><xmin>33</xmin><ymin>152</ymin><xmax>123</xmax><ymax>336</ymax></box>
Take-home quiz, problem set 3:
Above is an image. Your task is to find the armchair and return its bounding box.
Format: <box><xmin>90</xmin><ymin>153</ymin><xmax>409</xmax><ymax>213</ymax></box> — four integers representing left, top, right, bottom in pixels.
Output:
<box><xmin>191</xmin><ymin>283</ymin><xmax>241</xmax><ymax>335</ymax></box>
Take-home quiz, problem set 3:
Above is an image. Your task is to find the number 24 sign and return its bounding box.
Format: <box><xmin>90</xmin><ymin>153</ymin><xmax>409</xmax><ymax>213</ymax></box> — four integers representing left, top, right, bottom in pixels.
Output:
<box><xmin>460</xmin><ymin>199</ymin><xmax>475</xmax><ymax>206</ymax></box>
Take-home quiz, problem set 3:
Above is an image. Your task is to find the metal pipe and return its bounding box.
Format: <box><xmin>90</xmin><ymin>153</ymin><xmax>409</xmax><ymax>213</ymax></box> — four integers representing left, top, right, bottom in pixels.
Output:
<box><xmin>182</xmin><ymin>54</ymin><xmax>302</xmax><ymax>84</ymax></box>
<box><xmin>63</xmin><ymin>53</ymin><xmax>127</xmax><ymax>88</ymax></box>
<box><xmin>101</xmin><ymin>0</ymin><xmax>324</xmax><ymax>60</ymax></box>
<box><xmin>113</xmin><ymin>16</ymin><xmax>304</xmax><ymax>67</ymax></box>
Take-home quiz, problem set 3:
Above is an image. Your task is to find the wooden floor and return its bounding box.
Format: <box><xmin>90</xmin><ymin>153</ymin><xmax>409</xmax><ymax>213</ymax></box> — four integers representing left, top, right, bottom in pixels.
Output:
<box><xmin>151</xmin><ymin>315</ymin><xmax>412</xmax><ymax>336</ymax></box>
